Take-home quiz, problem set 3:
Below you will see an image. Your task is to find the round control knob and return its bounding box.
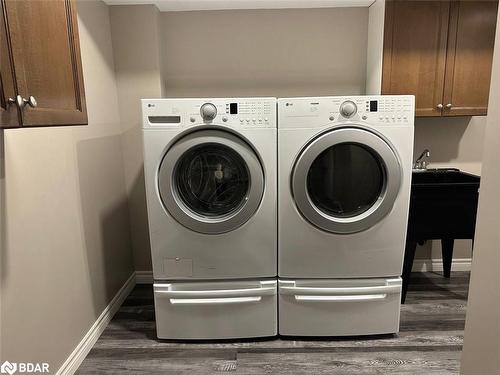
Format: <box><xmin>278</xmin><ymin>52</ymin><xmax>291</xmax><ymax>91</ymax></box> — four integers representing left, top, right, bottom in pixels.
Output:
<box><xmin>340</xmin><ymin>100</ymin><xmax>357</xmax><ymax>118</ymax></box>
<box><xmin>200</xmin><ymin>103</ymin><xmax>217</xmax><ymax>121</ymax></box>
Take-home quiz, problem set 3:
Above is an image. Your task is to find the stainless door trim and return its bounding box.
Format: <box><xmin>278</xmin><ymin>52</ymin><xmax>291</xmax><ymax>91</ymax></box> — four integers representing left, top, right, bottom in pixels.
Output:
<box><xmin>158</xmin><ymin>129</ymin><xmax>264</xmax><ymax>234</ymax></box>
<box><xmin>291</xmin><ymin>126</ymin><xmax>402</xmax><ymax>234</ymax></box>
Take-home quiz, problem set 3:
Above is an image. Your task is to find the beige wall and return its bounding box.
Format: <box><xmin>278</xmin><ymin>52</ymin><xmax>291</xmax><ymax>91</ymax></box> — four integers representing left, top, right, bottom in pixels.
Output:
<box><xmin>109</xmin><ymin>5</ymin><xmax>164</xmax><ymax>272</ymax></box>
<box><xmin>461</xmin><ymin>10</ymin><xmax>500</xmax><ymax>373</ymax></box>
<box><xmin>413</xmin><ymin>116</ymin><xmax>486</xmax><ymax>262</ymax></box>
<box><xmin>0</xmin><ymin>0</ymin><xmax>133</xmax><ymax>371</ymax></box>
<box><xmin>161</xmin><ymin>8</ymin><xmax>368</xmax><ymax>98</ymax></box>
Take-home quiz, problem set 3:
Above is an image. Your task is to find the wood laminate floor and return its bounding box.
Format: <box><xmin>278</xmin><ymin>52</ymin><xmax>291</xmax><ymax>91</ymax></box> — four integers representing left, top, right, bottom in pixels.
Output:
<box><xmin>77</xmin><ymin>272</ymin><xmax>469</xmax><ymax>374</ymax></box>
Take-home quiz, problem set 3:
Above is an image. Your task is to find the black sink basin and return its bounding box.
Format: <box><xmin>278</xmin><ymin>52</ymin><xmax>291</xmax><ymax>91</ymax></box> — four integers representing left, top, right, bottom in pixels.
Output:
<box><xmin>412</xmin><ymin>168</ymin><xmax>480</xmax><ymax>185</ymax></box>
<box><xmin>402</xmin><ymin>168</ymin><xmax>480</xmax><ymax>303</ymax></box>
<box><xmin>408</xmin><ymin>168</ymin><xmax>480</xmax><ymax>239</ymax></box>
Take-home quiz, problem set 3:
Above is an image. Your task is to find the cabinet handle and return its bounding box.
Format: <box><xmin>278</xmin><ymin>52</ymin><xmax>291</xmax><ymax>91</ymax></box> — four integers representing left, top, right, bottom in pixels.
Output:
<box><xmin>437</xmin><ymin>103</ymin><xmax>443</xmax><ymax>109</ymax></box>
<box><xmin>7</xmin><ymin>95</ymin><xmax>37</xmax><ymax>109</ymax></box>
<box><xmin>446</xmin><ymin>103</ymin><xmax>452</xmax><ymax>109</ymax></box>
<box><xmin>23</xmin><ymin>96</ymin><xmax>37</xmax><ymax>108</ymax></box>
<box><xmin>8</xmin><ymin>95</ymin><xmax>24</xmax><ymax>108</ymax></box>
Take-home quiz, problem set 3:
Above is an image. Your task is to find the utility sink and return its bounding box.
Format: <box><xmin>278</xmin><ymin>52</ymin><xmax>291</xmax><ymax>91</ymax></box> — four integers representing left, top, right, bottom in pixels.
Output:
<box><xmin>402</xmin><ymin>168</ymin><xmax>480</xmax><ymax>303</ymax></box>
<box><xmin>412</xmin><ymin>168</ymin><xmax>480</xmax><ymax>185</ymax></box>
<box><xmin>408</xmin><ymin>168</ymin><xmax>480</xmax><ymax>240</ymax></box>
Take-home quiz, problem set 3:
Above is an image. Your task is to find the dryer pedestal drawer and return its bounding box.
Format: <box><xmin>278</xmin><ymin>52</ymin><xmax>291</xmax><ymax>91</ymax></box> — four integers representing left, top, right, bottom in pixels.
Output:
<box><xmin>154</xmin><ymin>279</ymin><xmax>277</xmax><ymax>339</ymax></box>
<box><xmin>278</xmin><ymin>278</ymin><xmax>402</xmax><ymax>336</ymax></box>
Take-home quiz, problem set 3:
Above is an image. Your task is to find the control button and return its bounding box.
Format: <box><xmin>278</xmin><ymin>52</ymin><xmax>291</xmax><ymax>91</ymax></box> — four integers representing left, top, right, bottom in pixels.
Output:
<box><xmin>362</xmin><ymin>115</ymin><xmax>367</xmax><ymax>120</ymax></box>
<box><xmin>339</xmin><ymin>100</ymin><xmax>357</xmax><ymax>118</ymax></box>
<box><xmin>222</xmin><ymin>116</ymin><xmax>228</xmax><ymax>122</ymax></box>
<box><xmin>245</xmin><ymin>118</ymin><xmax>250</xmax><ymax>123</ymax></box>
<box><xmin>190</xmin><ymin>117</ymin><xmax>196</xmax><ymax>123</ymax></box>
<box><xmin>264</xmin><ymin>118</ymin><xmax>269</xmax><ymax>122</ymax></box>
<box><xmin>252</xmin><ymin>118</ymin><xmax>256</xmax><ymax>122</ymax></box>
<box><xmin>329</xmin><ymin>116</ymin><xmax>335</xmax><ymax>121</ymax></box>
<box><xmin>200</xmin><ymin>103</ymin><xmax>217</xmax><ymax>121</ymax></box>
<box><xmin>240</xmin><ymin>119</ymin><xmax>244</xmax><ymax>123</ymax></box>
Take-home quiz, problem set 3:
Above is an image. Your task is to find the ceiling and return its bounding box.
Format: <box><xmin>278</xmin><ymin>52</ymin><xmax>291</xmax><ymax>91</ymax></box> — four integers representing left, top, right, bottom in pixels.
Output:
<box><xmin>102</xmin><ymin>0</ymin><xmax>375</xmax><ymax>12</ymax></box>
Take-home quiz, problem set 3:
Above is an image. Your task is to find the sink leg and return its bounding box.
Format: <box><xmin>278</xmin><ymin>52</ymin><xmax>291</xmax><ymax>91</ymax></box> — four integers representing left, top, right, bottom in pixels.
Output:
<box><xmin>441</xmin><ymin>238</ymin><xmax>454</xmax><ymax>278</ymax></box>
<box><xmin>402</xmin><ymin>239</ymin><xmax>418</xmax><ymax>304</ymax></box>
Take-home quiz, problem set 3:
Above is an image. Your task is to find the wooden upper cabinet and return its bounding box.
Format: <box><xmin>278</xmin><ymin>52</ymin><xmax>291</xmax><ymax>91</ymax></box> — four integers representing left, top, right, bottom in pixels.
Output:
<box><xmin>1</xmin><ymin>0</ymin><xmax>87</xmax><ymax>128</ymax></box>
<box><xmin>382</xmin><ymin>1</ymin><xmax>450</xmax><ymax>117</ymax></box>
<box><xmin>442</xmin><ymin>1</ymin><xmax>498</xmax><ymax>116</ymax></box>
<box><xmin>381</xmin><ymin>0</ymin><xmax>498</xmax><ymax>117</ymax></box>
<box><xmin>0</xmin><ymin>0</ymin><xmax>20</xmax><ymax>128</ymax></box>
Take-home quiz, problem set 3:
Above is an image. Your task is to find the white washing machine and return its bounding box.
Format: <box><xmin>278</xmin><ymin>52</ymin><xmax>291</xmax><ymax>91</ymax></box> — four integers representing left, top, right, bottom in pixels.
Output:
<box><xmin>278</xmin><ymin>95</ymin><xmax>414</xmax><ymax>336</ymax></box>
<box><xmin>142</xmin><ymin>98</ymin><xmax>277</xmax><ymax>339</ymax></box>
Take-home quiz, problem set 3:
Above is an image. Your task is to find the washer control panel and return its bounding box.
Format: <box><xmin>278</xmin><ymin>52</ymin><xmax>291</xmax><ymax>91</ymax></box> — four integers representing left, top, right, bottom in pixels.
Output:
<box><xmin>142</xmin><ymin>98</ymin><xmax>276</xmax><ymax>129</ymax></box>
<box><xmin>279</xmin><ymin>95</ymin><xmax>414</xmax><ymax>129</ymax></box>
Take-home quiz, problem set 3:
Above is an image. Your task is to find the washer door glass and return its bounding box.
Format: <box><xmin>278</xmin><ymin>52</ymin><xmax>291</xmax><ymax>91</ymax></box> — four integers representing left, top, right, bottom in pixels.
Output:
<box><xmin>158</xmin><ymin>130</ymin><xmax>264</xmax><ymax>234</ymax></box>
<box><xmin>292</xmin><ymin>127</ymin><xmax>401</xmax><ymax>234</ymax></box>
<box><xmin>174</xmin><ymin>143</ymin><xmax>249</xmax><ymax>217</ymax></box>
<box><xmin>307</xmin><ymin>143</ymin><xmax>384</xmax><ymax>218</ymax></box>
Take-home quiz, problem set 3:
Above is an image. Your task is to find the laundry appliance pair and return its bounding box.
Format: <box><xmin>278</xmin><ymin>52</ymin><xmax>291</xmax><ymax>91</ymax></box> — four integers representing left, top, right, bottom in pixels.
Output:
<box><xmin>142</xmin><ymin>96</ymin><xmax>414</xmax><ymax>339</ymax></box>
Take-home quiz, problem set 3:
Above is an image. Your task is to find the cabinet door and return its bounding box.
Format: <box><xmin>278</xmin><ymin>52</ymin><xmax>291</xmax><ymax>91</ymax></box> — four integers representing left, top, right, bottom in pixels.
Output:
<box><xmin>0</xmin><ymin>0</ymin><xmax>20</xmax><ymax>128</ymax></box>
<box><xmin>382</xmin><ymin>1</ymin><xmax>450</xmax><ymax>117</ymax></box>
<box><xmin>442</xmin><ymin>1</ymin><xmax>498</xmax><ymax>116</ymax></box>
<box><xmin>4</xmin><ymin>0</ymin><xmax>87</xmax><ymax>127</ymax></box>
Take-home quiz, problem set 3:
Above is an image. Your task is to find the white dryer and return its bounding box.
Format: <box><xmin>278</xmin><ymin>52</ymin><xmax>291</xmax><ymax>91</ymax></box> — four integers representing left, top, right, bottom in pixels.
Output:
<box><xmin>278</xmin><ymin>95</ymin><xmax>414</xmax><ymax>336</ymax></box>
<box><xmin>142</xmin><ymin>98</ymin><xmax>277</xmax><ymax>339</ymax></box>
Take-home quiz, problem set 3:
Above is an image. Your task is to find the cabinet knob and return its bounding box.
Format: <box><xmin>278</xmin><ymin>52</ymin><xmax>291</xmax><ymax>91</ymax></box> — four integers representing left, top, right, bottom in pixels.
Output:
<box><xmin>8</xmin><ymin>95</ymin><xmax>37</xmax><ymax>109</ymax></box>
<box><xmin>445</xmin><ymin>103</ymin><xmax>452</xmax><ymax>109</ymax></box>
<box><xmin>8</xmin><ymin>95</ymin><xmax>24</xmax><ymax>108</ymax></box>
<box><xmin>437</xmin><ymin>103</ymin><xmax>443</xmax><ymax>109</ymax></box>
<box><xmin>23</xmin><ymin>95</ymin><xmax>37</xmax><ymax>108</ymax></box>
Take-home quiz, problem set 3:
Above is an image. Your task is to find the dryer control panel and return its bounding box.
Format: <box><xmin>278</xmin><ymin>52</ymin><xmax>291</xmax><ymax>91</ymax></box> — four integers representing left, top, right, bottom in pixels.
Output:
<box><xmin>278</xmin><ymin>95</ymin><xmax>415</xmax><ymax>129</ymax></box>
<box><xmin>142</xmin><ymin>98</ymin><xmax>276</xmax><ymax>129</ymax></box>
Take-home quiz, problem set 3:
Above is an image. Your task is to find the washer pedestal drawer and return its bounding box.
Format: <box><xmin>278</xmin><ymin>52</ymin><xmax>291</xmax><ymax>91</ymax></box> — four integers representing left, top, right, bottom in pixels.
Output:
<box><xmin>154</xmin><ymin>279</ymin><xmax>277</xmax><ymax>340</ymax></box>
<box><xmin>279</xmin><ymin>277</ymin><xmax>402</xmax><ymax>336</ymax></box>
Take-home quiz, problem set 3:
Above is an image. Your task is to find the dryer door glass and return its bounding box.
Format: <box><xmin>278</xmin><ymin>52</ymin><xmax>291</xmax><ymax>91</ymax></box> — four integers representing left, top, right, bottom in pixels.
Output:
<box><xmin>307</xmin><ymin>143</ymin><xmax>384</xmax><ymax>218</ymax></box>
<box><xmin>292</xmin><ymin>127</ymin><xmax>401</xmax><ymax>234</ymax></box>
<box><xmin>174</xmin><ymin>143</ymin><xmax>249</xmax><ymax>217</ymax></box>
<box><xmin>158</xmin><ymin>129</ymin><xmax>265</xmax><ymax>234</ymax></box>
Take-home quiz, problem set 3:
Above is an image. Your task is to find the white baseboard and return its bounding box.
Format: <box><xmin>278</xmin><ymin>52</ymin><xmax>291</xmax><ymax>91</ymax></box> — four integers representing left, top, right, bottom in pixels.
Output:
<box><xmin>412</xmin><ymin>258</ymin><xmax>472</xmax><ymax>272</ymax></box>
<box><xmin>135</xmin><ymin>270</ymin><xmax>154</xmax><ymax>284</ymax></box>
<box><xmin>56</xmin><ymin>272</ymin><xmax>136</xmax><ymax>375</ymax></box>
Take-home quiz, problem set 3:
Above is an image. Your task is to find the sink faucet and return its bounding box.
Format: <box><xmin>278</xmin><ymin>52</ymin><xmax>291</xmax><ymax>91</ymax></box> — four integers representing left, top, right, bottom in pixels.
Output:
<box><xmin>414</xmin><ymin>149</ymin><xmax>430</xmax><ymax>170</ymax></box>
